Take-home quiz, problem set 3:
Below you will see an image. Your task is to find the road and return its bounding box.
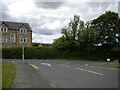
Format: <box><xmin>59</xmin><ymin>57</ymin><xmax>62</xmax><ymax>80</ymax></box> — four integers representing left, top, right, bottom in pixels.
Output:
<box><xmin>2</xmin><ymin>59</ymin><xmax>119</xmax><ymax>88</ymax></box>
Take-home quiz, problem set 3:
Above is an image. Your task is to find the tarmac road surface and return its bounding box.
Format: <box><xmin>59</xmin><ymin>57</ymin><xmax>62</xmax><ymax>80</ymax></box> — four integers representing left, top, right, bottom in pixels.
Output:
<box><xmin>2</xmin><ymin>59</ymin><xmax>119</xmax><ymax>88</ymax></box>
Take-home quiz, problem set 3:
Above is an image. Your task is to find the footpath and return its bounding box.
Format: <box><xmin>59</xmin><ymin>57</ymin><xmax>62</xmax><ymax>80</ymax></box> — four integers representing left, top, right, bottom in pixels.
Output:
<box><xmin>85</xmin><ymin>62</ymin><xmax>120</xmax><ymax>70</ymax></box>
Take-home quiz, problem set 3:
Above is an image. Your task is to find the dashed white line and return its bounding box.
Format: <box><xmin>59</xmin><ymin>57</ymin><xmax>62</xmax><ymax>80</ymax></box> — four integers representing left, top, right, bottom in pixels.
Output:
<box><xmin>49</xmin><ymin>83</ymin><xmax>56</xmax><ymax>88</ymax></box>
<box><xmin>41</xmin><ymin>63</ymin><xmax>52</xmax><ymax>67</ymax></box>
<box><xmin>76</xmin><ymin>68</ymin><xmax>103</xmax><ymax>76</ymax></box>
<box><xmin>62</xmin><ymin>64</ymin><xmax>70</xmax><ymax>67</ymax></box>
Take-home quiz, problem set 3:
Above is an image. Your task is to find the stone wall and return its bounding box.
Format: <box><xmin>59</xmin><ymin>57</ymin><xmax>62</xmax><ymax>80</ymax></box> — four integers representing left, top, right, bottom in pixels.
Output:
<box><xmin>1</xmin><ymin>29</ymin><xmax>32</xmax><ymax>47</ymax></box>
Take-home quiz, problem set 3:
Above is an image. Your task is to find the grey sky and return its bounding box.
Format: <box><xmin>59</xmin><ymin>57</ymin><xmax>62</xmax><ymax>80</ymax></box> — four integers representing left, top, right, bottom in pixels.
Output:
<box><xmin>0</xmin><ymin>0</ymin><xmax>119</xmax><ymax>43</ymax></box>
<box><xmin>35</xmin><ymin>2</ymin><xmax>64</xmax><ymax>9</ymax></box>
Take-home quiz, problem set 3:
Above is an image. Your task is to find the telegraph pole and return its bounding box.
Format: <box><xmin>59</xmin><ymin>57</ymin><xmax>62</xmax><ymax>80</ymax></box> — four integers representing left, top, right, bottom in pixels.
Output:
<box><xmin>118</xmin><ymin>1</ymin><xmax>120</xmax><ymax>18</ymax></box>
<box><xmin>22</xmin><ymin>45</ymin><xmax>24</xmax><ymax>62</ymax></box>
<box><xmin>118</xmin><ymin>1</ymin><xmax>120</xmax><ymax>63</ymax></box>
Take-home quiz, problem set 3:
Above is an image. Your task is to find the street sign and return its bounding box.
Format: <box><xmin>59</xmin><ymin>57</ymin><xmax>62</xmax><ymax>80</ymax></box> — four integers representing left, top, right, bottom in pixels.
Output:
<box><xmin>107</xmin><ymin>58</ymin><xmax>110</xmax><ymax>62</ymax></box>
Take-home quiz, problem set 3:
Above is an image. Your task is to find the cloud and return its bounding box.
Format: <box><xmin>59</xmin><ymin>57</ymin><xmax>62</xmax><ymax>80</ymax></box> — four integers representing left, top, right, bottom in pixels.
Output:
<box><xmin>63</xmin><ymin>2</ymin><xmax>118</xmax><ymax>21</ymax></box>
<box><xmin>35</xmin><ymin>2</ymin><xmax>64</xmax><ymax>9</ymax></box>
<box><xmin>32</xmin><ymin>33</ymin><xmax>62</xmax><ymax>43</ymax></box>
<box><xmin>1</xmin><ymin>0</ymin><xmax>118</xmax><ymax>43</ymax></box>
<box><xmin>1</xmin><ymin>3</ymin><xmax>11</xmax><ymax>20</ymax></box>
<box><xmin>8</xmin><ymin>0</ymin><xmax>35</xmax><ymax>13</ymax></box>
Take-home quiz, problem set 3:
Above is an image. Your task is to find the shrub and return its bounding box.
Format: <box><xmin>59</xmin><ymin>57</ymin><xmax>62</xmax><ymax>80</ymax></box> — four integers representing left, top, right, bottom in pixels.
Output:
<box><xmin>2</xmin><ymin>45</ymin><xmax>120</xmax><ymax>61</ymax></box>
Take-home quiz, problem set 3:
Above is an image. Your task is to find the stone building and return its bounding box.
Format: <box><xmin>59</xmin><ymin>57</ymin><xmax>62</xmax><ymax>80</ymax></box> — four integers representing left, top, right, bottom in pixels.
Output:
<box><xmin>0</xmin><ymin>21</ymin><xmax>32</xmax><ymax>47</ymax></box>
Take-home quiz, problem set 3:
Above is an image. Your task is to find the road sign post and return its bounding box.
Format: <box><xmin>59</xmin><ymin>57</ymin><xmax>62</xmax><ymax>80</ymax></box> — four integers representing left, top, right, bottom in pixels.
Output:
<box><xmin>118</xmin><ymin>1</ymin><xmax>120</xmax><ymax>18</ymax></box>
<box><xmin>22</xmin><ymin>46</ymin><xmax>24</xmax><ymax>62</ymax></box>
<box><xmin>118</xmin><ymin>1</ymin><xmax>120</xmax><ymax>63</ymax></box>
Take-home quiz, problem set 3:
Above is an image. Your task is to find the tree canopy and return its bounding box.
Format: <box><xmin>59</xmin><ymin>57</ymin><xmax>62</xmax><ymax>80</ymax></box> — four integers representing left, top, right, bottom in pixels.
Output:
<box><xmin>53</xmin><ymin>11</ymin><xmax>120</xmax><ymax>49</ymax></box>
<box><xmin>91</xmin><ymin>11</ymin><xmax>120</xmax><ymax>45</ymax></box>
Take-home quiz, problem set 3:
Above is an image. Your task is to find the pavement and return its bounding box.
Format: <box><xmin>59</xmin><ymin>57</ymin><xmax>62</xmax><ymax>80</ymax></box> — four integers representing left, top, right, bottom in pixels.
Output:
<box><xmin>2</xmin><ymin>59</ymin><xmax>120</xmax><ymax>88</ymax></box>
<box><xmin>85</xmin><ymin>62</ymin><xmax>120</xmax><ymax>70</ymax></box>
<box><xmin>14</xmin><ymin>63</ymin><xmax>52</xmax><ymax>88</ymax></box>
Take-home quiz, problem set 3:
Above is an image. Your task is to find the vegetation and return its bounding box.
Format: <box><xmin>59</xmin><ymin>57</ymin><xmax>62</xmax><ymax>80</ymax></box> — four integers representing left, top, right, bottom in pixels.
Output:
<box><xmin>53</xmin><ymin>11</ymin><xmax>120</xmax><ymax>48</ymax></box>
<box><xmin>0</xmin><ymin>62</ymin><xmax>2</xmax><ymax>89</ymax></box>
<box><xmin>52</xmin><ymin>11</ymin><xmax>120</xmax><ymax>62</ymax></box>
<box><xmin>2</xmin><ymin>62</ymin><xmax>16</xmax><ymax>88</ymax></box>
<box><xmin>2</xmin><ymin>11</ymin><xmax>120</xmax><ymax>61</ymax></box>
<box><xmin>2</xmin><ymin>45</ymin><xmax>120</xmax><ymax>61</ymax></box>
<box><xmin>32</xmin><ymin>43</ymin><xmax>40</xmax><ymax>47</ymax></box>
<box><xmin>91</xmin><ymin>11</ymin><xmax>120</xmax><ymax>45</ymax></box>
<box><xmin>2</xmin><ymin>47</ymin><xmax>22</xmax><ymax>59</ymax></box>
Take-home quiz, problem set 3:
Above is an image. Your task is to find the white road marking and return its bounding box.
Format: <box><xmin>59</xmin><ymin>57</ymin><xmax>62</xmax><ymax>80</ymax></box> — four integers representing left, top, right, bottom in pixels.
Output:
<box><xmin>49</xmin><ymin>83</ymin><xmax>56</xmax><ymax>88</ymax></box>
<box><xmin>41</xmin><ymin>63</ymin><xmax>52</xmax><ymax>67</ymax></box>
<box><xmin>76</xmin><ymin>68</ymin><xmax>103</xmax><ymax>76</ymax></box>
<box><xmin>62</xmin><ymin>64</ymin><xmax>70</xmax><ymax>67</ymax></box>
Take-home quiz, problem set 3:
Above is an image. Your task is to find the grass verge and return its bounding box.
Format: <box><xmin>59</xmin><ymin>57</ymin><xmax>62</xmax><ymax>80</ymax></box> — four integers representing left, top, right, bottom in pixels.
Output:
<box><xmin>2</xmin><ymin>62</ymin><xmax>16</xmax><ymax>88</ymax></box>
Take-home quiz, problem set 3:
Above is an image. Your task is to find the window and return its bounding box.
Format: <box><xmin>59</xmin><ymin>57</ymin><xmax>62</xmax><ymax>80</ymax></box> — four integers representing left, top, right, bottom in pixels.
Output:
<box><xmin>20</xmin><ymin>38</ymin><xmax>27</xmax><ymax>43</ymax></box>
<box><xmin>20</xmin><ymin>28</ymin><xmax>27</xmax><ymax>34</ymax></box>
<box><xmin>4</xmin><ymin>28</ymin><xmax>7</xmax><ymax>32</ymax></box>
<box><xmin>1</xmin><ymin>28</ymin><xmax>3</xmax><ymax>32</ymax></box>
<box><xmin>0</xmin><ymin>38</ymin><xmax>2</xmax><ymax>42</ymax></box>
<box><xmin>2</xmin><ymin>37</ymin><xmax>7</xmax><ymax>42</ymax></box>
<box><xmin>10</xmin><ymin>34</ymin><xmax>15</xmax><ymax>43</ymax></box>
<box><xmin>0</xmin><ymin>27</ymin><xmax>7</xmax><ymax>33</ymax></box>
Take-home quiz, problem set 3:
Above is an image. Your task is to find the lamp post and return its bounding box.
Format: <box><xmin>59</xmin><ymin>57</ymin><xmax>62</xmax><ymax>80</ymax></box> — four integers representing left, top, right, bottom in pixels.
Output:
<box><xmin>118</xmin><ymin>1</ymin><xmax>120</xmax><ymax>63</ymax></box>
<box><xmin>22</xmin><ymin>45</ymin><xmax>24</xmax><ymax>62</ymax></box>
<box><xmin>22</xmin><ymin>38</ymin><xmax>25</xmax><ymax>63</ymax></box>
<box><xmin>118</xmin><ymin>1</ymin><xmax>120</xmax><ymax>18</ymax></box>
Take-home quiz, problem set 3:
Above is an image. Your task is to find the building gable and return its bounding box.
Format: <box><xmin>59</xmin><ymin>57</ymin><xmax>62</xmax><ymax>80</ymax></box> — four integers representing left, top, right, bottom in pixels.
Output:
<box><xmin>0</xmin><ymin>23</ymin><xmax>8</xmax><ymax>28</ymax></box>
<box><xmin>19</xmin><ymin>24</ymin><xmax>28</xmax><ymax>30</ymax></box>
<box><xmin>0</xmin><ymin>21</ymin><xmax>32</xmax><ymax>47</ymax></box>
<box><xmin>0</xmin><ymin>21</ymin><xmax>32</xmax><ymax>31</ymax></box>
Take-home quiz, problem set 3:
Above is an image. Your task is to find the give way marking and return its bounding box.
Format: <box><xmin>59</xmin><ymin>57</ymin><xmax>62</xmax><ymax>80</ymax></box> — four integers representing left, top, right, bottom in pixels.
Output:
<box><xmin>61</xmin><ymin>64</ymin><xmax>70</xmax><ymax>67</ymax></box>
<box><xmin>41</xmin><ymin>63</ymin><xmax>52</xmax><ymax>67</ymax></box>
<box><xmin>76</xmin><ymin>68</ymin><xmax>103</xmax><ymax>76</ymax></box>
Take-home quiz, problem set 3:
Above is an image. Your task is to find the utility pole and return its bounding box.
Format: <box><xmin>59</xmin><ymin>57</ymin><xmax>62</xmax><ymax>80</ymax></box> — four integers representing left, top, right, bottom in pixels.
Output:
<box><xmin>22</xmin><ymin>45</ymin><xmax>24</xmax><ymax>62</ymax></box>
<box><xmin>118</xmin><ymin>1</ymin><xmax>120</xmax><ymax>63</ymax></box>
<box><xmin>118</xmin><ymin>1</ymin><xmax>120</xmax><ymax>18</ymax></box>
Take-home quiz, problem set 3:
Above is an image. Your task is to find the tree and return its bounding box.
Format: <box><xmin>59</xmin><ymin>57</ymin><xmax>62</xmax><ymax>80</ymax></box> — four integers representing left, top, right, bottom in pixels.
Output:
<box><xmin>91</xmin><ymin>11</ymin><xmax>120</xmax><ymax>45</ymax></box>
<box><xmin>52</xmin><ymin>36</ymin><xmax>76</xmax><ymax>49</ymax></box>
<box><xmin>77</xmin><ymin>23</ymin><xmax>97</xmax><ymax>47</ymax></box>
<box><xmin>53</xmin><ymin>15</ymin><xmax>98</xmax><ymax>49</ymax></box>
<box><xmin>53</xmin><ymin>15</ymin><xmax>81</xmax><ymax>49</ymax></box>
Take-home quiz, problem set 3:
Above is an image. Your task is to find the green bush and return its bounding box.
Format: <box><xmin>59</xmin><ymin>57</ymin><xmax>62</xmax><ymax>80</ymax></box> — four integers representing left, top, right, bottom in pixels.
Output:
<box><xmin>2</xmin><ymin>45</ymin><xmax>120</xmax><ymax>61</ymax></box>
<box><xmin>2</xmin><ymin>47</ymin><xmax>22</xmax><ymax>59</ymax></box>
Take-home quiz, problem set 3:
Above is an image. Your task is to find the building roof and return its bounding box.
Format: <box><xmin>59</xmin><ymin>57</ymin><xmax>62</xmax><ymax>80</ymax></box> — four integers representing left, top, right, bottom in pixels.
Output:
<box><xmin>0</xmin><ymin>21</ymin><xmax>32</xmax><ymax>31</ymax></box>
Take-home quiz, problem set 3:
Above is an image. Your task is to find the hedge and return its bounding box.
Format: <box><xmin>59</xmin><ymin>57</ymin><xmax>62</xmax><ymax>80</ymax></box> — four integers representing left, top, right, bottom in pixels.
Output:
<box><xmin>2</xmin><ymin>46</ymin><xmax>120</xmax><ymax>61</ymax></box>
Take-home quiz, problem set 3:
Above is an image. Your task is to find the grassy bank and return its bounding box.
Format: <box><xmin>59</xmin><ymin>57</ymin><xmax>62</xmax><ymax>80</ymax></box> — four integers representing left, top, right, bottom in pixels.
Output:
<box><xmin>2</xmin><ymin>62</ymin><xmax>16</xmax><ymax>88</ymax></box>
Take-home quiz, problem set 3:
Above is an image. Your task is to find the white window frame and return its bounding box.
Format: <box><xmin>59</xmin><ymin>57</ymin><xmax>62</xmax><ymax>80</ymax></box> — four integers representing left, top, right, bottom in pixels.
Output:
<box><xmin>2</xmin><ymin>37</ymin><xmax>7</xmax><ymax>43</ymax></box>
<box><xmin>20</xmin><ymin>38</ymin><xmax>27</xmax><ymax>43</ymax></box>
<box><xmin>0</xmin><ymin>28</ymin><xmax>1</xmax><ymax>32</ymax></box>
<box><xmin>20</xmin><ymin>28</ymin><xmax>27</xmax><ymax>34</ymax></box>
<box><xmin>0</xmin><ymin>38</ymin><xmax>2</xmax><ymax>42</ymax></box>
<box><xmin>0</xmin><ymin>27</ymin><xmax>8</xmax><ymax>33</ymax></box>
<box><xmin>4</xmin><ymin>28</ymin><xmax>7</xmax><ymax>32</ymax></box>
<box><xmin>10</xmin><ymin>33</ymin><xmax>16</xmax><ymax>43</ymax></box>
